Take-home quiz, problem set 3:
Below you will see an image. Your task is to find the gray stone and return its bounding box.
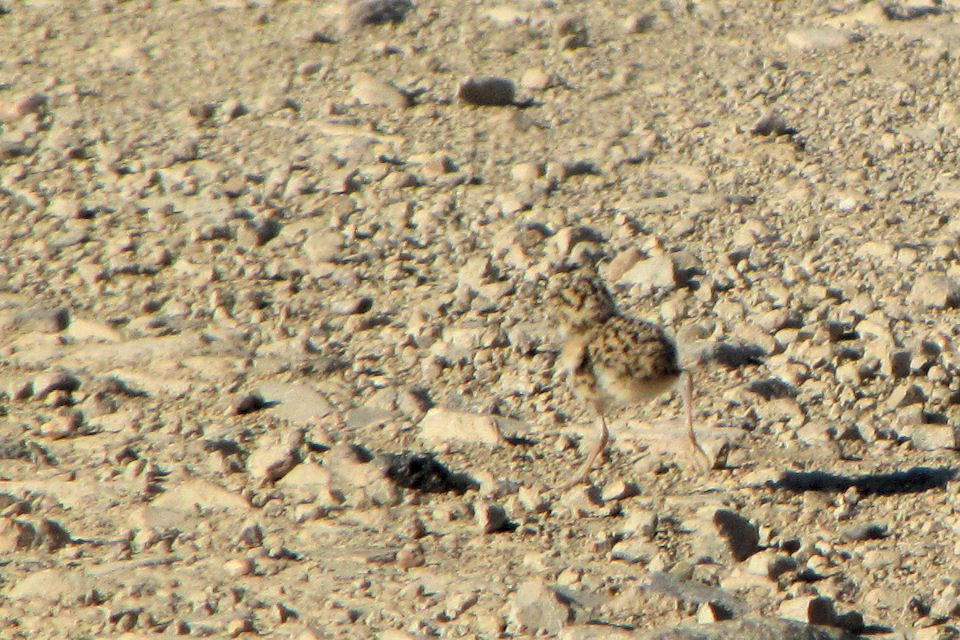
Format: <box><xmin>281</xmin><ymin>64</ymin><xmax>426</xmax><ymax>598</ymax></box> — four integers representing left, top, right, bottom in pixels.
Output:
<box><xmin>458</xmin><ymin>77</ymin><xmax>516</xmax><ymax>106</ymax></box>
<box><xmin>0</xmin><ymin>306</ymin><xmax>70</xmax><ymax>335</ymax></box>
<box><xmin>618</xmin><ymin>254</ymin><xmax>678</xmax><ymax>289</ymax></box>
<box><xmin>0</xmin><ymin>516</ymin><xmax>71</xmax><ymax>552</ymax></box>
<box><xmin>7</xmin><ymin>568</ymin><xmax>99</xmax><ymax>602</ymax></box>
<box><xmin>779</xmin><ymin>595</ymin><xmax>838</xmax><ymax>626</ymax></box>
<box><xmin>341</xmin><ymin>0</ymin><xmax>412</xmax><ymax>30</ymax></box>
<box><xmin>251</xmin><ymin>382</ymin><xmax>335</xmax><ymax>425</ymax></box>
<box><xmin>152</xmin><ymin>479</ymin><xmax>252</xmax><ymax>511</ymax></box>
<box><xmin>610</xmin><ymin>539</ymin><xmax>657</xmax><ymax>564</ymax></box>
<box><xmin>627</xmin><ymin>617</ymin><xmax>861</xmax><ymax>640</ymax></box>
<box><xmin>898</xmin><ymin>423</ymin><xmax>959</xmax><ymax>450</ymax></box>
<box><xmin>785</xmin><ymin>27</ymin><xmax>861</xmax><ymax>51</ymax></box>
<box><xmin>510</xmin><ymin>580</ymin><xmax>573</xmax><ymax>633</ymax></box>
<box><xmin>841</xmin><ymin>522</ymin><xmax>889</xmax><ymax>541</ymax></box>
<box><xmin>418</xmin><ymin>407</ymin><xmax>505</xmax><ymax>445</ymax></box>
<box><xmin>713</xmin><ymin>509</ymin><xmax>760</xmax><ymax>561</ymax></box>
<box><xmin>643</xmin><ymin>572</ymin><xmax>749</xmax><ymax>617</ymax></box>
<box><xmin>475</xmin><ymin>501</ymin><xmax>510</xmax><ymax>533</ymax></box>
<box><xmin>323</xmin><ymin>442</ymin><xmax>399</xmax><ymax>506</ymax></box>
<box><xmin>247</xmin><ymin>429</ymin><xmax>304</xmax><ymax>483</ymax></box>
<box><xmin>908</xmin><ymin>273</ymin><xmax>960</xmax><ymax>308</ymax></box>
<box><xmin>885</xmin><ymin>383</ymin><xmax>926</xmax><ymax>409</ymax></box>
<box><xmin>302</xmin><ymin>230</ymin><xmax>342</xmax><ymax>263</ymax></box>
<box><xmin>351</xmin><ymin>74</ymin><xmax>411</xmax><ymax>109</ymax></box>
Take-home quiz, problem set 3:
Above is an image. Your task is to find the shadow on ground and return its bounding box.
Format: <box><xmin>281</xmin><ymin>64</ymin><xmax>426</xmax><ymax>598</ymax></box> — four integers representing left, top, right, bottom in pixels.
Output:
<box><xmin>383</xmin><ymin>452</ymin><xmax>478</xmax><ymax>494</ymax></box>
<box><xmin>776</xmin><ymin>466</ymin><xmax>957</xmax><ymax>495</ymax></box>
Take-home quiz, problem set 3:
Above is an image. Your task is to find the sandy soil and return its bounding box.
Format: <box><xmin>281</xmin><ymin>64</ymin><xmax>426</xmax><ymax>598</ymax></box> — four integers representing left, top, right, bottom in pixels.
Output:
<box><xmin>2</xmin><ymin>0</ymin><xmax>960</xmax><ymax>638</ymax></box>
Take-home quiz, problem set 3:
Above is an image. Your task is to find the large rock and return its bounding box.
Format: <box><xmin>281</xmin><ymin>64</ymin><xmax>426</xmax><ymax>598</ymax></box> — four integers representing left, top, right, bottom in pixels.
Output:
<box><xmin>908</xmin><ymin>273</ymin><xmax>960</xmax><ymax>308</ymax></box>
<box><xmin>151</xmin><ymin>479</ymin><xmax>251</xmax><ymax>511</ymax></box>
<box><xmin>418</xmin><ymin>407</ymin><xmax>506</xmax><ymax>445</ymax></box>
<box><xmin>617</xmin><ymin>254</ymin><xmax>678</xmax><ymax>289</ymax></box>
<box><xmin>510</xmin><ymin>580</ymin><xmax>573</xmax><ymax>633</ymax></box>
<box><xmin>247</xmin><ymin>428</ymin><xmax>304</xmax><ymax>483</ymax></box>
<box><xmin>0</xmin><ymin>517</ymin><xmax>71</xmax><ymax>552</ymax></box>
<box><xmin>713</xmin><ymin>509</ymin><xmax>761</xmax><ymax>561</ymax></box>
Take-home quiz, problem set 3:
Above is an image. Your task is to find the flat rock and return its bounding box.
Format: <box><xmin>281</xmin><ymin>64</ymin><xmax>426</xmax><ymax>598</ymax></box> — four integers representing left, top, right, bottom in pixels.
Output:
<box><xmin>908</xmin><ymin>273</ymin><xmax>960</xmax><ymax>308</ymax></box>
<box><xmin>106</xmin><ymin>367</ymin><xmax>193</xmax><ymax>396</ymax></box>
<box><xmin>11</xmin><ymin>332</ymin><xmax>214</xmax><ymax>371</ymax></box>
<box><xmin>6</xmin><ymin>567</ymin><xmax>100</xmax><ymax>601</ymax></box>
<box><xmin>616</xmin><ymin>419</ymin><xmax>739</xmax><ymax>469</ymax></box>
<box><xmin>418</xmin><ymin>407</ymin><xmax>506</xmax><ymax>444</ymax></box>
<box><xmin>630</xmin><ymin>618</ymin><xmax>860</xmax><ymax>640</ymax></box>
<box><xmin>351</xmin><ymin>74</ymin><xmax>411</xmax><ymax>109</ymax></box>
<box><xmin>126</xmin><ymin>505</ymin><xmax>195</xmax><ymax>531</ymax></box>
<box><xmin>323</xmin><ymin>442</ymin><xmax>399</xmax><ymax>505</ymax></box>
<box><xmin>247</xmin><ymin>429</ymin><xmax>304</xmax><ymax>483</ymax></box>
<box><xmin>0</xmin><ymin>478</ymin><xmax>133</xmax><ymax>511</ymax></box>
<box><xmin>151</xmin><ymin>479</ymin><xmax>250</xmax><ymax>511</ymax></box>
<box><xmin>785</xmin><ymin>27</ymin><xmax>861</xmax><ymax>50</ymax></box>
<box><xmin>64</xmin><ymin>318</ymin><xmax>125</xmax><ymax>342</ymax></box>
<box><xmin>510</xmin><ymin>579</ymin><xmax>573</xmax><ymax>633</ymax></box>
<box><xmin>3</xmin><ymin>1</ymin><xmax>960</xmax><ymax>637</ymax></box>
<box><xmin>0</xmin><ymin>306</ymin><xmax>70</xmax><ymax>335</ymax></box>
<box><xmin>897</xmin><ymin>423</ymin><xmax>958</xmax><ymax>450</ymax></box>
<box><xmin>252</xmin><ymin>381</ymin><xmax>335</xmax><ymax>424</ymax></box>
<box><xmin>341</xmin><ymin>0</ymin><xmax>412</xmax><ymax>30</ymax></box>
<box><xmin>617</xmin><ymin>254</ymin><xmax>678</xmax><ymax>289</ymax></box>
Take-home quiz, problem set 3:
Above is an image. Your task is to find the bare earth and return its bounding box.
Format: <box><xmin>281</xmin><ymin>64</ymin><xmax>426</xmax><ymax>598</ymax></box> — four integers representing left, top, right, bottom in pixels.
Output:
<box><xmin>2</xmin><ymin>0</ymin><xmax>960</xmax><ymax>638</ymax></box>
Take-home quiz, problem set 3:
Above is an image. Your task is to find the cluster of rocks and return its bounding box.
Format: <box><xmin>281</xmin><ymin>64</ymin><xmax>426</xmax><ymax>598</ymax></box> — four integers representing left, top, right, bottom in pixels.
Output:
<box><xmin>3</xmin><ymin>0</ymin><xmax>960</xmax><ymax>638</ymax></box>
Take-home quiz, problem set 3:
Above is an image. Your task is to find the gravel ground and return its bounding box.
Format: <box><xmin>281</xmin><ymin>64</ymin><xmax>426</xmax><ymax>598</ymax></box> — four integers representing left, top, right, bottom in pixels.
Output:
<box><xmin>3</xmin><ymin>0</ymin><xmax>960</xmax><ymax>638</ymax></box>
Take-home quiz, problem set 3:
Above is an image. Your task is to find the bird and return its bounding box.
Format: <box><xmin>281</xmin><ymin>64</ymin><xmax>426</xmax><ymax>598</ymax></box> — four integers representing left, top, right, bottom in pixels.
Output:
<box><xmin>549</xmin><ymin>274</ymin><xmax>710</xmax><ymax>489</ymax></box>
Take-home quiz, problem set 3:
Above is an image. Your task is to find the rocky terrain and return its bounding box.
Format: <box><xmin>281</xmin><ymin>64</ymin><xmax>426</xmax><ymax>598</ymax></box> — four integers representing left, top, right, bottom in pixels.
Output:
<box><xmin>3</xmin><ymin>0</ymin><xmax>960</xmax><ymax>638</ymax></box>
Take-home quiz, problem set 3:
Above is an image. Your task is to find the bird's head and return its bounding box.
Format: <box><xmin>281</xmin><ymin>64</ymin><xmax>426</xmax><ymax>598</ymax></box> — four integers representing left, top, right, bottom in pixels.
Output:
<box><xmin>548</xmin><ymin>274</ymin><xmax>616</xmax><ymax>330</ymax></box>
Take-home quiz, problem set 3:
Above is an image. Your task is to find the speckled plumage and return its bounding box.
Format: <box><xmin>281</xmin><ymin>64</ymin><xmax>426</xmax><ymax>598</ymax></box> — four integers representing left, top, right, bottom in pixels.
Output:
<box><xmin>551</xmin><ymin>276</ymin><xmax>709</xmax><ymax>488</ymax></box>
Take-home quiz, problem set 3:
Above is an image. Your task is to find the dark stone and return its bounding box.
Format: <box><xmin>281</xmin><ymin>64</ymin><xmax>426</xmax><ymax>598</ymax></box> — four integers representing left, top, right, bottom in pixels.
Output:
<box><xmin>382</xmin><ymin>453</ymin><xmax>476</xmax><ymax>493</ymax></box>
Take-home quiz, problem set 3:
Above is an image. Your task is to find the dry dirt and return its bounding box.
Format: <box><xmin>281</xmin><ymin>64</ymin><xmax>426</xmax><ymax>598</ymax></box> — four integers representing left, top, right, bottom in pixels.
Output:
<box><xmin>3</xmin><ymin>0</ymin><xmax>960</xmax><ymax>638</ymax></box>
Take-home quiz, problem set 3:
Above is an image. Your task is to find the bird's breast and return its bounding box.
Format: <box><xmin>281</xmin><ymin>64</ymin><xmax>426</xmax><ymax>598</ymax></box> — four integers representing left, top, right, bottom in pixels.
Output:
<box><xmin>557</xmin><ymin>333</ymin><xmax>591</xmax><ymax>376</ymax></box>
<box><xmin>593</xmin><ymin>365</ymin><xmax>680</xmax><ymax>406</ymax></box>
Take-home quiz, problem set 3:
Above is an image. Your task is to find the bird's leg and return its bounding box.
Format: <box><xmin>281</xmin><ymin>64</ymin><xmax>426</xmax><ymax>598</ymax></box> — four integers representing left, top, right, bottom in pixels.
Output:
<box><xmin>558</xmin><ymin>408</ymin><xmax>609</xmax><ymax>490</ymax></box>
<box><xmin>683</xmin><ymin>371</ymin><xmax>711</xmax><ymax>471</ymax></box>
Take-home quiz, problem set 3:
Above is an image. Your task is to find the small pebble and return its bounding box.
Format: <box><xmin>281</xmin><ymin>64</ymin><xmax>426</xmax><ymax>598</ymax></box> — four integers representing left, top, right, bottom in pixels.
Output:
<box><xmin>37</xmin><ymin>408</ymin><xmax>84</xmax><ymax>439</ymax></box>
<box><xmin>0</xmin><ymin>93</ymin><xmax>47</xmax><ymax>121</ymax></box>
<box><xmin>475</xmin><ymin>502</ymin><xmax>510</xmax><ymax>533</ymax></box>
<box><xmin>519</xmin><ymin>68</ymin><xmax>551</xmax><ymax>91</ymax></box>
<box><xmin>224</xmin><ymin>557</ymin><xmax>255</xmax><ymax>577</ymax></box>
